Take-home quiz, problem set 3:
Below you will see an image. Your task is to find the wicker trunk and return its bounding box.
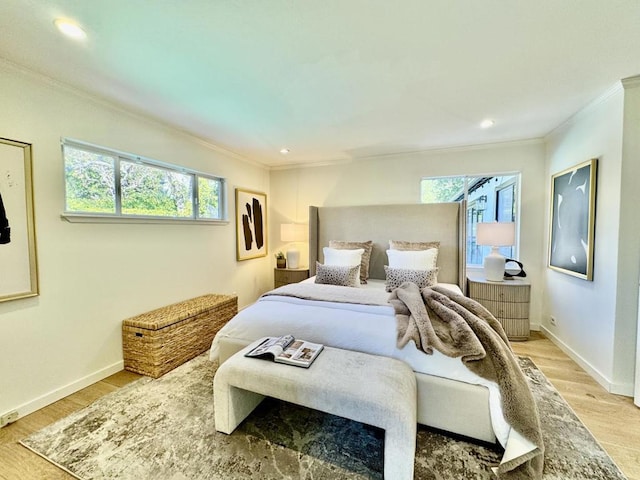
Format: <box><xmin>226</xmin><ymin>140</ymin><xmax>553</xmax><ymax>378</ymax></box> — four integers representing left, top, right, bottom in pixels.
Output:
<box><xmin>122</xmin><ymin>294</ymin><xmax>237</xmax><ymax>378</ymax></box>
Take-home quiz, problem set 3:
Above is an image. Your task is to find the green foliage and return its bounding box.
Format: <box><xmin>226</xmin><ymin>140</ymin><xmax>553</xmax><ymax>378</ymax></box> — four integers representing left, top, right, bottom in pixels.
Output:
<box><xmin>198</xmin><ymin>177</ymin><xmax>219</xmax><ymax>218</ymax></box>
<box><xmin>64</xmin><ymin>145</ymin><xmax>221</xmax><ymax>219</ymax></box>
<box><xmin>121</xmin><ymin>161</ymin><xmax>192</xmax><ymax>217</ymax></box>
<box><xmin>421</xmin><ymin>177</ymin><xmax>464</xmax><ymax>203</ymax></box>
<box><xmin>64</xmin><ymin>147</ymin><xmax>116</xmax><ymax>213</ymax></box>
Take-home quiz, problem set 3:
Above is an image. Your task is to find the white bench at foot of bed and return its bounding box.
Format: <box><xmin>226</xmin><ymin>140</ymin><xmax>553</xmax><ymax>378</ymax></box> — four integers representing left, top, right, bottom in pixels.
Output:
<box><xmin>217</xmin><ymin>336</ymin><xmax>496</xmax><ymax>444</ymax></box>
<box><xmin>214</xmin><ymin>341</ymin><xmax>417</xmax><ymax>480</ymax></box>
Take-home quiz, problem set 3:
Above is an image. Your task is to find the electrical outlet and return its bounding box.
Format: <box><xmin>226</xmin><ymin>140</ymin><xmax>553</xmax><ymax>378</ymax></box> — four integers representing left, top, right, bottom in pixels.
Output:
<box><xmin>0</xmin><ymin>410</ymin><xmax>18</xmax><ymax>428</ymax></box>
<box><xmin>550</xmin><ymin>316</ymin><xmax>557</xmax><ymax>326</ymax></box>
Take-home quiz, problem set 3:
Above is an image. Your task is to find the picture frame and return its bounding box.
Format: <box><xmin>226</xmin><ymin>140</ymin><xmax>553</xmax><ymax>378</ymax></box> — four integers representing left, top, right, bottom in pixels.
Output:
<box><xmin>0</xmin><ymin>138</ymin><xmax>39</xmax><ymax>302</ymax></box>
<box><xmin>235</xmin><ymin>188</ymin><xmax>267</xmax><ymax>261</ymax></box>
<box><xmin>548</xmin><ymin>158</ymin><xmax>597</xmax><ymax>280</ymax></box>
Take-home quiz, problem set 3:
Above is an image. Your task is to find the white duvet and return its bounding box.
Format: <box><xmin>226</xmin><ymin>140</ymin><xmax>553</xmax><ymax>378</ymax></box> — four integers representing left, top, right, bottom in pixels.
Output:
<box><xmin>209</xmin><ymin>279</ymin><xmax>514</xmax><ymax>447</ymax></box>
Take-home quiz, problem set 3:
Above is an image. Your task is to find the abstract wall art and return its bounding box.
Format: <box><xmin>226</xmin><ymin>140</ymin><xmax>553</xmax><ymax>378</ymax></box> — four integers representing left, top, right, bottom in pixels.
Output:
<box><xmin>235</xmin><ymin>188</ymin><xmax>267</xmax><ymax>261</ymax></box>
<box><xmin>548</xmin><ymin>158</ymin><xmax>597</xmax><ymax>280</ymax></box>
<box><xmin>0</xmin><ymin>137</ymin><xmax>38</xmax><ymax>302</ymax></box>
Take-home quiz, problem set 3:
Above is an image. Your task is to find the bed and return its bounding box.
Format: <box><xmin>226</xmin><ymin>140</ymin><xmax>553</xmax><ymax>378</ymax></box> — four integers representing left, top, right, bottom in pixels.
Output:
<box><xmin>210</xmin><ymin>202</ymin><xmax>542</xmax><ymax>476</ymax></box>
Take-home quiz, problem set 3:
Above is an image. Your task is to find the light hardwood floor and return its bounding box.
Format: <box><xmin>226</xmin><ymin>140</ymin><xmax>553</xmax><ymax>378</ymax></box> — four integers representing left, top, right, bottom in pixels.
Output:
<box><xmin>0</xmin><ymin>332</ymin><xmax>638</xmax><ymax>479</ymax></box>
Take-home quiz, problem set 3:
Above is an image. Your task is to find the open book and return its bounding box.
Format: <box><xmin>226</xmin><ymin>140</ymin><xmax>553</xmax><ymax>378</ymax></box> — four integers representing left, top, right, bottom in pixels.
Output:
<box><xmin>244</xmin><ymin>335</ymin><xmax>324</xmax><ymax>368</ymax></box>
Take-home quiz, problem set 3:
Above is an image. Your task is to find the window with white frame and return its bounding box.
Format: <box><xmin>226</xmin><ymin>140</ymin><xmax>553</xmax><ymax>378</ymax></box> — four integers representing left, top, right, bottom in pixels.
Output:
<box><xmin>63</xmin><ymin>139</ymin><xmax>226</xmax><ymax>222</ymax></box>
<box><xmin>420</xmin><ymin>173</ymin><xmax>520</xmax><ymax>266</ymax></box>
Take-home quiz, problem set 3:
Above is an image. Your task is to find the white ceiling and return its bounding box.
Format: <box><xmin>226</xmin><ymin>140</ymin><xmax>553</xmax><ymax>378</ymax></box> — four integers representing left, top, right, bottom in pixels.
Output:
<box><xmin>1</xmin><ymin>1</ymin><xmax>640</xmax><ymax>168</ymax></box>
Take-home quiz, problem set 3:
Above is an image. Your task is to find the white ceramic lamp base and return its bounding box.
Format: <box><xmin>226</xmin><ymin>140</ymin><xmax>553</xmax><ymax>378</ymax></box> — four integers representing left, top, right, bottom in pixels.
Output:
<box><xmin>286</xmin><ymin>248</ymin><xmax>300</xmax><ymax>269</ymax></box>
<box><xmin>483</xmin><ymin>247</ymin><xmax>506</xmax><ymax>282</ymax></box>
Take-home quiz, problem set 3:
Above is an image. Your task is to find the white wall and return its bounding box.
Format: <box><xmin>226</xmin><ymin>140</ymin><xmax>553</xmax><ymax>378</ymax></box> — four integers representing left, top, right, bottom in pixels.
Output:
<box><xmin>619</xmin><ymin>77</ymin><xmax>640</xmax><ymax>399</ymax></box>
<box><xmin>0</xmin><ymin>61</ymin><xmax>271</xmax><ymax>418</ymax></box>
<box><xmin>544</xmin><ymin>84</ymin><xmax>637</xmax><ymax>394</ymax></box>
<box><xmin>270</xmin><ymin>140</ymin><xmax>547</xmax><ymax>328</ymax></box>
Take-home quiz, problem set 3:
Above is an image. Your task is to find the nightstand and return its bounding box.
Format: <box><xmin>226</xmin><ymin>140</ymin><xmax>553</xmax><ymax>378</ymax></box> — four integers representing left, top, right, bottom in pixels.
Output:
<box><xmin>466</xmin><ymin>272</ymin><xmax>531</xmax><ymax>341</ymax></box>
<box><xmin>274</xmin><ymin>268</ymin><xmax>309</xmax><ymax>288</ymax></box>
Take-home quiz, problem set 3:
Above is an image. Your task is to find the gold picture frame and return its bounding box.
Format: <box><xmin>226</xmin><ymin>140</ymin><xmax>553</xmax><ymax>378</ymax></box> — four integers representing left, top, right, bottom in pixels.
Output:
<box><xmin>235</xmin><ymin>188</ymin><xmax>267</xmax><ymax>261</ymax></box>
<box><xmin>0</xmin><ymin>138</ymin><xmax>39</xmax><ymax>302</ymax></box>
<box><xmin>548</xmin><ymin>158</ymin><xmax>597</xmax><ymax>280</ymax></box>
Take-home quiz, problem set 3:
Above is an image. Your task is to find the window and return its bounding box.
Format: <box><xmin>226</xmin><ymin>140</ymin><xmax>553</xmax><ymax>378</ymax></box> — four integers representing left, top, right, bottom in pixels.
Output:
<box><xmin>63</xmin><ymin>139</ymin><xmax>226</xmax><ymax>222</ymax></box>
<box><xmin>420</xmin><ymin>173</ymin><xmax>520</xmax><ymax>266</ymax></box>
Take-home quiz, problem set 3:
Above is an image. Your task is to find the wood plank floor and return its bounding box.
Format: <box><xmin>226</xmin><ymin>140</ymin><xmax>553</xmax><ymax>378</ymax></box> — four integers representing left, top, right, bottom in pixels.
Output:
<box><xmin>511</xmin><ymin>332</ymin><xmax>640</xmax><ymax>480</ymax></box>
<box><xmin>0</xmin><ymin>332</ymin><xmax>638</xmax><ymax>479</ymax></box>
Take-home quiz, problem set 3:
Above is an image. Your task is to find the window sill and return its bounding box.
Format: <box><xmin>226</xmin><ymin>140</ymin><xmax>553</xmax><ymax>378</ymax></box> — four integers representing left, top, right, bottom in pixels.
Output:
<box><xmin>61</xmin><ymin>213</ymin><xmax>229</xmax><ymax>225</ymax></box>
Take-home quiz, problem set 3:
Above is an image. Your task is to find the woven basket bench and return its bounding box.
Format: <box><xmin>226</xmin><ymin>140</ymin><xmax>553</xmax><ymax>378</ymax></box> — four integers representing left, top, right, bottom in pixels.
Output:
<box><xmin>123</xmin><ymin>293</ymin><xmax>237</xmax><ymax>378</ymax></box>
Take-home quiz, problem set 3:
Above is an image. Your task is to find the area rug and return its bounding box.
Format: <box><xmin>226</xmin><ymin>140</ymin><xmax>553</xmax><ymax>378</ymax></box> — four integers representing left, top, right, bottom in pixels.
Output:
<box><xmin>20</xmin><ymin>355</ymin><xmax>627</xmax><ymax>480</ymax></box>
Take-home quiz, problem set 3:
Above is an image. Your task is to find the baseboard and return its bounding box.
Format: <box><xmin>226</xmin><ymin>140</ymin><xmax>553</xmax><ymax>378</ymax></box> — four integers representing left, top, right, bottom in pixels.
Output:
<box><xmin>6</xmin><ymin>360</ymin><xmax>125</xmax><ymax>423</ymax></box>
<box><xmin>540</xmin><ymin>326</ymin><xmax>634</xmax><ymax>397</ymax></box>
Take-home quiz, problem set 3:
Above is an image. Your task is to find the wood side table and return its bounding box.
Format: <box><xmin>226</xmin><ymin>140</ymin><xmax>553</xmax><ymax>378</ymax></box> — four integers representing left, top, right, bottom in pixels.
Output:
<box><xmin>274</xmin><ymin>267</ymin><xmax>309</xmax><ymax>288</ymax></box>
<box><xmin>467</xmin><ymin>272</ymin><xmax>531</xmax><ymax>341</ymax></box>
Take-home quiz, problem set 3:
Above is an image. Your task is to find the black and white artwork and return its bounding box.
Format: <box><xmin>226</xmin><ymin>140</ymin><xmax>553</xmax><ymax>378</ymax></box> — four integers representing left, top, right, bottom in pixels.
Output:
<box><xmin>549</xmin><ymin>159</ymin><xmax>597</xmax><ymax>280</ymax></box>
<box><xmin>0</xmin><ymin>192</ymin><xmax>10</xmax><ymax>244</ymax></box>
<box><xmin>0</xmin><ymin>138</ymin><xmax>38</xmax><ymax>302</ymax></box>
<box><xmin>235</xmin><ymin>188</ymin><xmax>267</xmax><ymax>261</ymax></box>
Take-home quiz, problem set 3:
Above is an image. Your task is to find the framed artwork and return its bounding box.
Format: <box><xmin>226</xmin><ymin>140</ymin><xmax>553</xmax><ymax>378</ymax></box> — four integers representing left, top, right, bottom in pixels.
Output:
<box><xmin>548</xmin><ymin>158</ymin><xmax>597</xmax><ymax>280</ymax></box>
<box><xmin>235</xmin><ymin>188</ymin><xmax>267</xmax><ymax>261</ymax></box>
<box><xmin>0</xmin><ymin>138</ymin><xmax>39</xmax><ymax>302</ymax></box>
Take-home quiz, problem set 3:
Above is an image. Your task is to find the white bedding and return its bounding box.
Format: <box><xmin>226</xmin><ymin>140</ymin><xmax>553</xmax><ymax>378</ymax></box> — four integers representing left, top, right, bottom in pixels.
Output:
<box><xmin>209</xmin><ymin>279</ymin><xmax>511</xmax><ymax>446</ymax></box>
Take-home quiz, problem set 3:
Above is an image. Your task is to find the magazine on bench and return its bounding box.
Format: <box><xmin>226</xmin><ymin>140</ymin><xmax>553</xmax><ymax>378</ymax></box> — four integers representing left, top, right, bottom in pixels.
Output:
<box><xmin>245</xmin><ymin>334</ymin><xmax>324</xmax><ymax>368</ymax></box>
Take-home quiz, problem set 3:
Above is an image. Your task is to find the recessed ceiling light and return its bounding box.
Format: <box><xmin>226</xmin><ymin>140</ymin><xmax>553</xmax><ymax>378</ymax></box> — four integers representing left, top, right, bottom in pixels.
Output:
<box><xmin>480</xmin><ymin>119</ymin><xmax>495</xmax><ymax>129</ymax></box>
<box><xmin>54</xmin><ymin>18</ymin><xmax>87</xmax><ymax>40</ymax></box>
<box><xmin>280</xmin><ymin>148</ymin><xmax>290</xmax><ymax>154</ymax></box>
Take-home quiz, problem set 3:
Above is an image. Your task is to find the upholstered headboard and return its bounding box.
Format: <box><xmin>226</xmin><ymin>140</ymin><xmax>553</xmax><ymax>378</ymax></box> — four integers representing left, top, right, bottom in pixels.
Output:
<box><xmin>309</xmin><ymin>202</ymin><xmax>466</xmax><ymax>289</ymax></box>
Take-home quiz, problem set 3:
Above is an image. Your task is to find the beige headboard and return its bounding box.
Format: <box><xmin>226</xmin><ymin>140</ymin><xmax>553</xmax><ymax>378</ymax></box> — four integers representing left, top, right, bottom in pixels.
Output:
<box><xmin>309</xmin><ymin>202</ymin><xmax>466</xmax><ymax>289</ymax></box>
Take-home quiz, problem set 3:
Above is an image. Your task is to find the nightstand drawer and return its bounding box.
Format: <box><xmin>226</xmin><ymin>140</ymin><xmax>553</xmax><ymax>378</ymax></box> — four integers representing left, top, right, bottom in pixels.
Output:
<box><xmin>476</xmin><ymin>299</ymin><xmax>530</xmax><ymax>319</ymax></box>
<box><xmin>498</xmin><ymin>318</ymin><xmax>530</xmax><ymax>341</ymax></box>
<box><xmin>467</xmin><ymin>282</ymin><xmax>530</xmax><ymax>302</ymax></box>
<box><xmin>274</xmin><ymin>268</ymin><xmax>309</xmax><ymax>287</ymax></box>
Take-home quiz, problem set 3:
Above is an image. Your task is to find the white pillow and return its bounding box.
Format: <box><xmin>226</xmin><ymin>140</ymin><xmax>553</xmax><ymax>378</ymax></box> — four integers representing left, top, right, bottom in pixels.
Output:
<box><xmin>323</xmin><ymin>247</ymin><xmax>364</xmax><ymax>267</ymax></box>
<box><xmin>386</xmin><ymin>248</ymin><xmax>438</xmax><ymax>270</ymax></box>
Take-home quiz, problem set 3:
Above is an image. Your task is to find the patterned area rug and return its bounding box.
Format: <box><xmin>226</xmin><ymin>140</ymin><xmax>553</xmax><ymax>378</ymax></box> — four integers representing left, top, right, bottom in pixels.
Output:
<box><xmin>21</xmin><ymin>355</ymin><xmax>626</xmax><ymax>480</ymax></box>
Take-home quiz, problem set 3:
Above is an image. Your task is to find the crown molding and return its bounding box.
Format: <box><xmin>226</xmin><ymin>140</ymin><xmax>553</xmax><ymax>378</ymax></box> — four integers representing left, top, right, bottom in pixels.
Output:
<box><xmin>545</xmin><ymin>81</ymin><xmax>624</xmax><ymax>139</ymax></box>
<box><xmin>269</xmin><ymin>137</ymin><xmax>545</xmax><ymax>171</ymax></box>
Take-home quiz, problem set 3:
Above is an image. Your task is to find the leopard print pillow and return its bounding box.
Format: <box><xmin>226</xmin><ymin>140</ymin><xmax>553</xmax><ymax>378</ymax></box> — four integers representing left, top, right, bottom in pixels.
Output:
<box><xmin>384</xmin><ymin>266</ymin><xmax>439</xmax><ymax>292</ymax></box>
<box><xmin>315</xmin><ymin>262</ymin><xmax>361</xmax><ymax>288</ymax></box>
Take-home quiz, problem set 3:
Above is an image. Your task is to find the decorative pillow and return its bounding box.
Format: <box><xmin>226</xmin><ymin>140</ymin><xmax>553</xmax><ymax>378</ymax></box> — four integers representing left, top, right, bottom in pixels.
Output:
<box><xmin>322</xmin><ymin>247</ymin><xmax>364</xmax><ymax>268</ymax></box>
<box><xmin>389</xmin><ymin>240</ymin><xmax>440</xmax><ymax>251</ymax></box>
<box><xmin>386</xmin><ymin>248</ymin><xmax>438</xmax><ymax>270</ymax></box>
<box><xmin>315</xmin><ymin>262</ymin><xmax>361</xmax><ymax>288</ymax></box>
<box><xmin>329</xmin><ymin>240</ymin><xmax>373</xmax><ymax>284</ymax></box>
<box><xmin>384</xmin><ymin>266</ymin><xmax>439</xmax><ymax>292</ymax></box>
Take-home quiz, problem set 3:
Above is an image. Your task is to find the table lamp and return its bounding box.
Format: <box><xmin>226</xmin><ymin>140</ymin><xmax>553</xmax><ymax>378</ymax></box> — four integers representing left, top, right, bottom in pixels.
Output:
<box><xmin>476</xmin><ymin>222</ymin><xmax>515</xmax><ymax>282</ymax></box>
<box><xmin>280</xmin><ymin>223</ymin><xmax>306</xmax><ymax>269</ymax></box>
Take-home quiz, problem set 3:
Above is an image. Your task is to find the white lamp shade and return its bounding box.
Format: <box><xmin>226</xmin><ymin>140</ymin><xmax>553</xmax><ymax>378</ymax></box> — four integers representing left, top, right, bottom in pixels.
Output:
<box><xmin>281</xmin><ymin>223</ymin><xmax>306</xmax><ymax>269</ymax></box>
<box><xmin>476</xmin><ymin>222</ymin><xmax>515</xmax><ymax>282</ymax></box>
<box><xmin>280</xmin><ymin>223</ymin><xmax>306</xmax><ymax>242</ymax></box>
<box><xmin>476</xmin><ymin>222</ymin><xmax>515</xmax><ymax>247</ymax></box>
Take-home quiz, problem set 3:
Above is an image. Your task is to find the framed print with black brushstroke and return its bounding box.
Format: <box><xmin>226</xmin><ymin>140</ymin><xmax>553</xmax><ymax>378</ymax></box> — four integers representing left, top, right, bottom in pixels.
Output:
<box><xmin>235</xmin><ymin>188</ymin><xmax>267</xmax><ymax>261</ymax></box>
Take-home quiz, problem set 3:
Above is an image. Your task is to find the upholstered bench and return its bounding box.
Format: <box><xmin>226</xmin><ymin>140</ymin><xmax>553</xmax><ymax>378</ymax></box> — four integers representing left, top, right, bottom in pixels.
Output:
<box><xmin>213</xmin><ymin>341</ymin><xmax>417</xmax><ymax>480</ymax></box>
